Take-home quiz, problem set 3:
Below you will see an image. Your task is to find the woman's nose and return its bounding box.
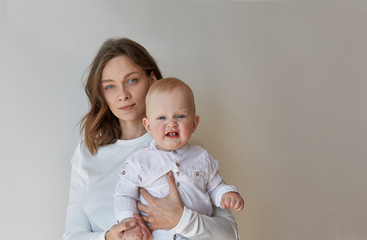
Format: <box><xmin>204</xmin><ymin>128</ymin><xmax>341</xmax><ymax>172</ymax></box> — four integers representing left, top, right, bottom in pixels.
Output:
<box><xmin>118</xmin><ymin>87</ymin><xmax>130</xmax><ymax>101</ymax></box>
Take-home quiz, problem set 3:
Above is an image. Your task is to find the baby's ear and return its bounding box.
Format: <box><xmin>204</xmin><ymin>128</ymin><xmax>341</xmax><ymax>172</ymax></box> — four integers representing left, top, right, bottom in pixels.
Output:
<box><xmin>192</xmin><ymin>115</ymin><xmax>200</xmax><ymax>133</ymax></box>
<box><xmin>143</xmin><ymin>118</ymin><xmax>151</xmax><ymax>132</ymax></box>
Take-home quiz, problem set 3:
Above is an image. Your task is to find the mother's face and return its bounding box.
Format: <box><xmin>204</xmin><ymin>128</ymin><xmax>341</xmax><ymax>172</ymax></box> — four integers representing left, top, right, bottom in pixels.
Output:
<box><xmin>101</xmin><ymin>55</ymin><xmax>156</xmax><ymax>124</ymax></box>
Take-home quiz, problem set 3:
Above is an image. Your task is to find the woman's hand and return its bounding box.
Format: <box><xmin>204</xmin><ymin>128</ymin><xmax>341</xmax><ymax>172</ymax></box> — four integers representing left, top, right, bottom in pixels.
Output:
<box><xmin>105</xmin><ymin>213</ymin><xmax>152</xmax><ymax>240</ymax></box>
<box><xmin>137</xmin><ymin>171</ymin><xmax>184</xmax><ymax>231</ymax></box>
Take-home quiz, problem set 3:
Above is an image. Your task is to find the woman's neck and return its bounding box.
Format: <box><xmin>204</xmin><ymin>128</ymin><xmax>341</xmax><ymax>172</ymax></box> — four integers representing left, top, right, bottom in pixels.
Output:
<box><xmin>119</xmin><ymin>119</ymin><xmax>147</xmax><ymax>140</ymax></box>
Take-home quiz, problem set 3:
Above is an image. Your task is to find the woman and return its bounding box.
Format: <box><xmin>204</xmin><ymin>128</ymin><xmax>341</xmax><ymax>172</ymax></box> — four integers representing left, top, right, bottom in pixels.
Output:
<box><xmin>64</xmin><ymin>38</ymin><xmax>239</xmax><ymax>240</ymax></box>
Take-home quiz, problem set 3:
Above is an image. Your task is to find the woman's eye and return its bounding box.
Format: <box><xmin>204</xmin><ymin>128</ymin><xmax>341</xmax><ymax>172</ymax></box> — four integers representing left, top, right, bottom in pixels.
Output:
<box><xmin>105</xmin><ymin>85</ymin><xmax>114</xmax><ymax>90</ymax></box>
<box><xmin>127</xmin><ymin>79</ymin><xmax>137</xmax><ymax>84</ymax></box>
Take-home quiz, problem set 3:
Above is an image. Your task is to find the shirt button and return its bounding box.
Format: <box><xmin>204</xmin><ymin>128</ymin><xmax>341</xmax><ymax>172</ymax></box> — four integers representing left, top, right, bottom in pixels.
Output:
<box><xmin>173</xmin><ymin>234</ymin><xmax>177</xmax><ymax>240</ymax></box>
<box><xmin>176</xmin><ymin>162</ymin><xmax>180</xmax><ymax>167</ymax></box>
<box><xmin>196</xmin><ymin>171</ymin><xmax>200</xmax><ymax>176</ymax></box>
<box><xmin>122</xmin><ymin>171</ymin><xmax>126</xmax><ymax>175</ymax></box>
<box><xmin>176</xmin><ymin>171</ymin><xmax>180</xmax><ymax>176</ymax></box>
<box><xmin>173</xmin><ymin>150</ymin><xmax>177</xmax><ymax>154</ymax></box>
<box><xmin>176</xmin><ymin>182</ymin><xmax>180</xmax><ymax>187</ymax></box>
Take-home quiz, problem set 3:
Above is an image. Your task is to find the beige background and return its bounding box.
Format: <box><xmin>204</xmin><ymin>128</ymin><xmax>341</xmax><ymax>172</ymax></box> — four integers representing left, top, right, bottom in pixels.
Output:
<box><xmin>1</xmin><ymin>0</ymin><xmax>366</xmax><ymax>239</ymax></box>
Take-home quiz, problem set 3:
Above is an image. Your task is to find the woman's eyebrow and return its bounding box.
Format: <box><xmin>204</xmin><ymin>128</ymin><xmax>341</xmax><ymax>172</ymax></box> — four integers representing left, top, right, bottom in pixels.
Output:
<box><xmin>102</xmin><ymin>71</ymin><xmax>140</xmax><ymax>83</ymax></box>
<box><xmin>101</xmin><ymin>79</ymin><xmax>113</xmax><ymax>83</ymax></box>
<box><xmin>123</xmin><ymin>71</ymin><xmax>140</xmax><ymax>79</ymax></box>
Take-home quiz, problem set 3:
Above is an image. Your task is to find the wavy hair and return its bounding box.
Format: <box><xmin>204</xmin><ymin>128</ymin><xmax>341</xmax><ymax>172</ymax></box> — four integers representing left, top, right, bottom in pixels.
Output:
<box><xmin>80</xmin><ymin>38</ymin><xmax>163</xmax><ymax>154</ymax></box>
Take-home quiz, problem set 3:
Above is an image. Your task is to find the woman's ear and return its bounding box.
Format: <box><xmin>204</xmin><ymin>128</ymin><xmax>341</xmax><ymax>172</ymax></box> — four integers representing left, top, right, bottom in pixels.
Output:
<box><xmin>192</xmin><ymin>115</ymin><xmax>200</xmax><ymax>133</ymax></box>
<box><xmin>143</xmin><ymin>118</ymin><xmax>151</xmax><ymax>132</ymax></box>
<box><xmin>149</xmin><ymin>71</ymin><xmax>157</xmax><ymax>85</ymax></box>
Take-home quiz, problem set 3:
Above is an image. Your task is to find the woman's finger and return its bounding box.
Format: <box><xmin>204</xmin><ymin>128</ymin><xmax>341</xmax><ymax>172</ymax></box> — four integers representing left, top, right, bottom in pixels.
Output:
<box><xmin>141</xmin><ymin>223</ymin><xmax>152</xmax><ymax>240</ymax></box>
<box><xmin>134</xmin><ymin>213</ymin><xmax>152</xmax><ymax>240</ymax></box>
<box><xmin>137</xmin><ymin>201</ymin><xmax>148</xmax><ymax>214</ymax></box>
<box><xmin>116</xmin><ymin>221</ymin><xmax>136</xmax><ymax>232</ymax></box>
<box><xmin>141</xmin><ymin>214</ymin><xmax>149</xmax><ymax>223</ymax></box>
<box><xmin>139</xmin><ymin>187</ymin><xmax>156</xmax><ymax>204</ymax></box>
<box><xmin>108</xmin><ymin>220</ymin><xmax>136</xmax><ymax>239</ymax></box>
<box><xmin>134</xmin><ymin>171</ymin><xmax>184</xmax><ymax>231</ymax></box>
<box><xmin>139</xmin><ymin>213</ymin><xmax>153</xmax><ymax>231</ymax></box>
<box><xmin>166</xmin><ymin>171</ymin><xmax>180</xmax><ymax>199</ymax></box>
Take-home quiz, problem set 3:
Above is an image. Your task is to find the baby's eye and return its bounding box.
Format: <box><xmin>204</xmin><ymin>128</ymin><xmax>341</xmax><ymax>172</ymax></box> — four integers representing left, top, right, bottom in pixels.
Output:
<box><xmin>177</xmin><ymin>115</ymin><xmax>185</xmax><ymax>119</ymax></box>
<box><xmin>158</xmin><ymin>116</ymin><xmax>166</xmax><ymax>120</ymax></box>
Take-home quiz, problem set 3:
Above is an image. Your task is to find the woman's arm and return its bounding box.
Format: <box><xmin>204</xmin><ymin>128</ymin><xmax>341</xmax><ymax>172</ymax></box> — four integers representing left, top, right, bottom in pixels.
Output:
<box><xmin>173</xmin><ymin>206</ymin><xmax>239</xmax><ymax>240</ymax></box>
<box><xmin>63</xmin><ymin>148</ymin><xmax>105</xmax><ymax>240</ymax></box>
<box><xmin>137</xmin><ymin>171</ymin><xmax>239</xmax><ymax>240</ymax></box>
<box><xmin>64</xmin><ymin>144</ymin><xmax>151</xmax><ymax>240</ymax></box>
<box><xmin>64</xmin><ymin>143</ymin><xmax>107</xmax><ymax>240</ymax></box>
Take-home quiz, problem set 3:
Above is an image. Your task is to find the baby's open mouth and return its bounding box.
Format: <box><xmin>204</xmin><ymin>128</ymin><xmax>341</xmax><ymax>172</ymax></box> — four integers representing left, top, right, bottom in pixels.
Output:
<box><xmin>166</xmin><ymin>132</ymin><xmax>179</xmax><ymax>136</ymax></box>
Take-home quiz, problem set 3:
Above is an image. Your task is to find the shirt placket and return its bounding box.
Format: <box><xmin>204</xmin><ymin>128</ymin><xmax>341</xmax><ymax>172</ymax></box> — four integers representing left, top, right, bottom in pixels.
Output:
<box><xmin>170</xmin><ymin>150</ymin><xmax>182</xmax><ymax>188</ymax></box>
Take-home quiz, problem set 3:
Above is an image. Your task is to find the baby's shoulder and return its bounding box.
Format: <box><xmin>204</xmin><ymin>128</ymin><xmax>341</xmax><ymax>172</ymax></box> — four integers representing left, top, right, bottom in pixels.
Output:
<box><xmin>188</xmin><ymin>144</ymin><xmax>218</xmax><ymax>166</ymax></box>
<box><xmin>125</xmin><ymin>146</ymin><xmax>157</xmax><ymax>165</ymax></box>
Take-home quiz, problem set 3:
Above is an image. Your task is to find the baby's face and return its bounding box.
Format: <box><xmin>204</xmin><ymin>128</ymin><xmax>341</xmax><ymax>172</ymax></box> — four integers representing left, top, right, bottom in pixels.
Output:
<box><xmin>144</xmin><ymin>88</ymin><xmax>199</xmax><ymax>151</ymax></box>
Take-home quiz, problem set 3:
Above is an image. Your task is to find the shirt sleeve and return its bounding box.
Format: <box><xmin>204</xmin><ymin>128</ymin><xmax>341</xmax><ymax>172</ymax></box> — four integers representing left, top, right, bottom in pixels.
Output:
<box><xmin>114</xmin><ymin>156</ymin><xmax>142</xmax><ymax>222</ymax></box>
<box><xmin>171</xmin><ymin>149</ymin><xmax>240</xmax><ymax>240</ymax></box>
<box><xmin>206</xmin><ymin>152</ymin><xmax>240</xmax><ymax>207</ymax></box>
<box><xmin>63</xmin><ymin>143</ymin><xmax>107</xmax><ymax>240</ymax></box>
<box><xmin>172</xmin><ymin>206</ymin><xmax>239</xmax><ymax>240</ymax></box>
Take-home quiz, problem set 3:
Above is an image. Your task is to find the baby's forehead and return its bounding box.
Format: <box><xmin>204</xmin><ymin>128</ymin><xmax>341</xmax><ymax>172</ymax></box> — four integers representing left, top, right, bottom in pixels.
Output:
<box><xmin>147</xmin><ymin>91</ymin><xmax>195</xmax><ymax>113</ymax></box>
<box><xmin>150</xmin><ymin>87</ymin><xmax>191</xmax><ymax>101</ymax></box>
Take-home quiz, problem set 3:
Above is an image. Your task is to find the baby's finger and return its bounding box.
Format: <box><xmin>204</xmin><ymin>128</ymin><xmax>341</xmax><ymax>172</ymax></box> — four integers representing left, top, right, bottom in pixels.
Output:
<box><xmin>239</xmin><ymin>199</ymin><xmax>245</xmax><ymax>210</ymax></box>
<box><xmin>233</xmin><ymin>199</ymin><xmax>241</xmax><ymax>210</ymax></box>
<box><xmin>230</xmin><ymin>197</ymin><xmax>237</xmax><ymax>209</ymax></box>
<box><xmin>223</xmin><ymin>196</ymin><xmax>231</xmax><ymax>208</ymax></box>
<box><xmin>232</xmin><ymin>199</ymin><xmax>240</xmax><ymax>211</ymax></box>
<box><xmin>235</xmin><ymin>198</ymin><xmax>245</xmax><ymax>211</ymax></box>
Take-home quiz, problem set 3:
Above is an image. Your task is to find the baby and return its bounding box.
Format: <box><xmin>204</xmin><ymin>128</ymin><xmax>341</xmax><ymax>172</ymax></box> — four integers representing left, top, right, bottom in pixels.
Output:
<box><xmin>114</xmin><ymin>77</ymin><xmax>244</xmax><ymax>239</ymax></box>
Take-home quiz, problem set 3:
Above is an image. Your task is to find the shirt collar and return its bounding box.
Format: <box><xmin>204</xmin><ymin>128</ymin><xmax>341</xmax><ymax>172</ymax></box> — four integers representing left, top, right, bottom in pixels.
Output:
<box><xmin>149</xmin><ymin>140</ymin><xmax>190</xmax><ymax>156</ymax></box>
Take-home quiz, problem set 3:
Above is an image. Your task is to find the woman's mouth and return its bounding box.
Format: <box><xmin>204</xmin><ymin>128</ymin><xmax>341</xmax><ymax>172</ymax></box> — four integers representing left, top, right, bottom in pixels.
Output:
<box><xmin>119</xmin><ymin>104</ymin><xmax>135</xmax><ymax>111</ymax></box>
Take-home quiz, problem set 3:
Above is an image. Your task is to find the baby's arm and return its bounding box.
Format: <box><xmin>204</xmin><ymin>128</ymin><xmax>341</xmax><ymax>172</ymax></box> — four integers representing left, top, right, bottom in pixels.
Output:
<box><xmin>220</xmin><ymin>191</ymin><xmax>244</xmax><ymax>211</ymax></box>
<box><xmin>114</xmin><ymin>156</ymin><xmax>142</xmax><ymax>225</ymax></box>
<box><xmin>205</xmin><ymin>151</ymin><xmax>244</xmax><ymax>210</ymax></box>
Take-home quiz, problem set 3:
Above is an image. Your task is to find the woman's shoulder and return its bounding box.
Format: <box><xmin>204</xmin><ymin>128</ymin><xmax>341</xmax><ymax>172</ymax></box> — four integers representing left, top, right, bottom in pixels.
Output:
<box><xmin>70</xmin><ymin>141</ymin><xmax>91</xmax><ymax>165</ymax></box>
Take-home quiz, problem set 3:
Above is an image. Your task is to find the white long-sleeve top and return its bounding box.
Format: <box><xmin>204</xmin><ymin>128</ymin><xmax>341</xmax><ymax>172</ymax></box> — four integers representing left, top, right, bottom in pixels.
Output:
<box><xmin>64</xmin><ymin>133</ymin><xmax>239</xmax><ymax>240</ymax></box>
<box><xmin>114</xmin><ymin>141</ymin><xmax>239</xmax><ymax>239</ymax></box>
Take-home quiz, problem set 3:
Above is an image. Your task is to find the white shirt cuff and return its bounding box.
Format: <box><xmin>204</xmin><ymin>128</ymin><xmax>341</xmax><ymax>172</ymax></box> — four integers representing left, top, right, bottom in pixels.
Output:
<box><xmin>215</xmin><ymin>186</ymin><xmax>240</xmax><ymax>207</ymax></box>
<box><xmin>171</xmin><ymin>206</ymin><xmax>192</xmax><ymax>234</ymax></box>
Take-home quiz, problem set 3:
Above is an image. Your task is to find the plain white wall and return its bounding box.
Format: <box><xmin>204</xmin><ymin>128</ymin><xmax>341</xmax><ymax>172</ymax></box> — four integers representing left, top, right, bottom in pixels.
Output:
<box><xmin>1</xmin><ymin>0</ymin><xmax>367</xmax><ymax>239</ymax></box>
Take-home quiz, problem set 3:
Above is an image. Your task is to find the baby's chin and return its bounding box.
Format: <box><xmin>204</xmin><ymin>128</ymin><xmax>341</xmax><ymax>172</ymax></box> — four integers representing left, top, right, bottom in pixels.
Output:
<box><xmin>157</xmin><ymin>141</ymin><xmax>186</xmax><ymax>152</ymax></box>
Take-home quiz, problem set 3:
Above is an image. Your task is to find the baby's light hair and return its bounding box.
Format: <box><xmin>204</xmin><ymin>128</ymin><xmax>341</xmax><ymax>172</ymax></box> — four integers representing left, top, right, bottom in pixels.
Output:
<box><xmin>146</xmin><ymin>77</ymin><xmax>196</xmax><ymax>114</ymax></box>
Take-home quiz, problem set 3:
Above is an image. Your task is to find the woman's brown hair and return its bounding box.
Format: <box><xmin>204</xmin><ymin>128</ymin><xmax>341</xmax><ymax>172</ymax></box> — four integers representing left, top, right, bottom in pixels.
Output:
<box><xmin>80</xmin><ymin>38</ymin><xmax>163</xmax><ymax>154</ymax></box>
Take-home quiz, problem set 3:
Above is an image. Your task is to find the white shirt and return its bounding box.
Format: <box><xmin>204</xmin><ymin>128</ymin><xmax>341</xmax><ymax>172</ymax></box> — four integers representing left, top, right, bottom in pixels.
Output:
<box><xmin>64</xmin><ymin>133</ymin><xmax>239</xmax><ymax>240</ymax></box>
<box><xmin>114</xmin><ymin>140</ymin><xmax>239</xmax><ymax>240</ymax></box>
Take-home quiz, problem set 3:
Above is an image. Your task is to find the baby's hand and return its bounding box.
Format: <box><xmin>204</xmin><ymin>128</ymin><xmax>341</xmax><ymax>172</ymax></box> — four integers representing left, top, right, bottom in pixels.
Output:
<box><xmin>121</xmin><ymin>218</ymin><xmax>143</xmax><ymax>240</ymax></box>
<box><xmin>220</xmin><ymin>192</ymin><xmax>244</xmax><ymax>211</ymax></box>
